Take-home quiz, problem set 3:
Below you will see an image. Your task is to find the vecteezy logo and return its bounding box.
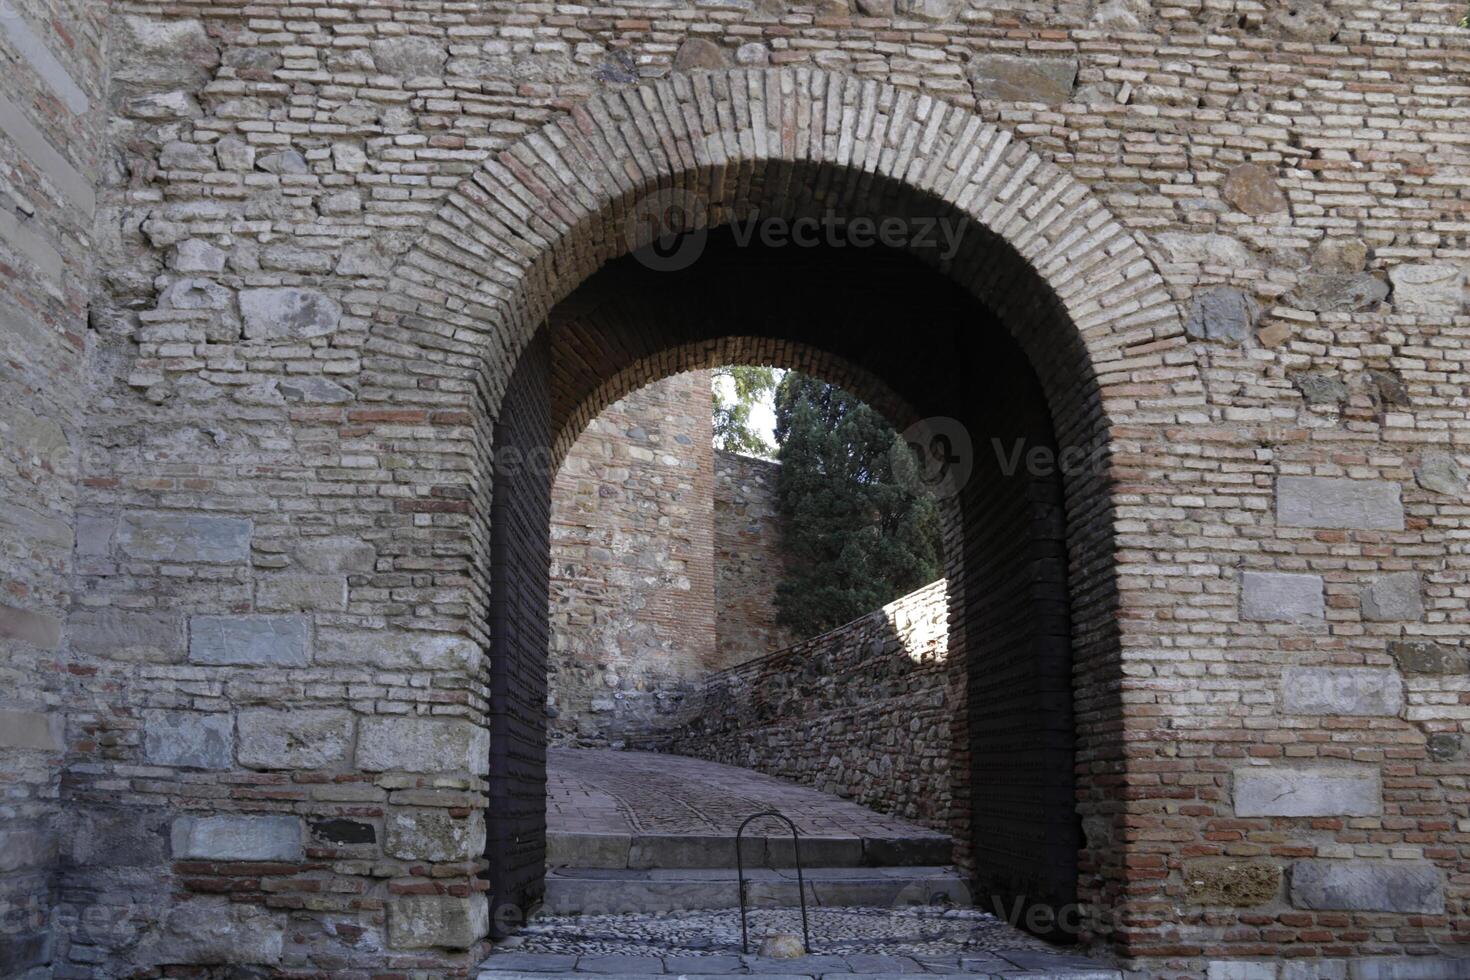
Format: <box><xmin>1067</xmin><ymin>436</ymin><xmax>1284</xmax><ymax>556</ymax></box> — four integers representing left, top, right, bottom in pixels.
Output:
<box><xmin>625</xmin><ymin>188</ymin><xmax>708</xmax><ymax>272</ymax></box>
<box><xmin>894</xmin><ymin>417</ymin><xmax>973</xmax><ymax>502</ymax></box>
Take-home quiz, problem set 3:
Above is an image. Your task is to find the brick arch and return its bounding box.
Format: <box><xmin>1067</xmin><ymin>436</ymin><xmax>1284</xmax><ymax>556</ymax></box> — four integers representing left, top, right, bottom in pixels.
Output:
<box><xmin>357</xmin><ymin>66</ymin><xmax>1200</xmax><ymax>957</ymax></box>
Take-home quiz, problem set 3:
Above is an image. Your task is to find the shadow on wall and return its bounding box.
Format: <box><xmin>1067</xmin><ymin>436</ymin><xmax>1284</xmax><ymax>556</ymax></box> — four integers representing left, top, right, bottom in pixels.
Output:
<box><xmin>628</xmin><ymin>579</ymin><xmax>954</xmax><ymax>834</ymax></box>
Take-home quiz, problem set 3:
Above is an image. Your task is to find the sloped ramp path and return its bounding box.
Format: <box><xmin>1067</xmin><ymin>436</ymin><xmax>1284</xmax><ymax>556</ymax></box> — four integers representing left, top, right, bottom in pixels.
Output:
<box><xmin>480</xmin><ymin>750</ymin><xmax>1121</xmax><ymax>978</ymax></box>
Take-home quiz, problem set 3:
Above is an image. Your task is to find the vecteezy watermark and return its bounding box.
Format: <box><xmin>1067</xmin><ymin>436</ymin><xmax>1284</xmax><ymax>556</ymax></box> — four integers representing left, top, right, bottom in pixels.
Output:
<box><xmin>893</xmin><ymin>417</ymin><xmax>974</xmax><ymax>502</ymax></box>
<box><xmin>623</xmin><ymin>189</ymin><xmax>969</xmax><ymax>272</ymax></box>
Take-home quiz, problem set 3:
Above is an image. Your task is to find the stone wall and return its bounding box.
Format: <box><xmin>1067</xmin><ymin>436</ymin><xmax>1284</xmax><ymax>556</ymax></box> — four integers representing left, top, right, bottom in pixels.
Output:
<box><xmin>3</xmin><ymin>0</ymin><xmax>1468</xmax><ymax>975</ymax></box>
<box><xmin>547</xmin><ymin>371</ymin><xmax>716</xmax><ymax>746</ymax></box>
<box><xmin>644</xmin><ymin>580</ymin><xmax>954</xmax><ymax>834</ymax></box>
<box><xmin>713</xmin><ymin>450</ymin><xmax>795</xmax><ymax>667</ymax></box>
<box><xmin>0</xmin><ymin>1</ymin><xmax>107</xmax><ymax>976</ymax></box>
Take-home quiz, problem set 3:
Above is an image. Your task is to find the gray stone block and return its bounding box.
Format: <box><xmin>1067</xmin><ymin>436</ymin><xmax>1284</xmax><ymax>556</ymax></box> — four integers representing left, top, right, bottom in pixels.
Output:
<box><xmin>316</xmin><ymin>627</ymin><xmax>478</xmax><ymax>671</ymax></box>
<box><xmin>295</xmin><ymin>535</ymin><xmax>378</xmax><ymax>572</ymax></box>
<box><xmin>370</xmin><ymin>36</ymin><xmax>447</xmax><ymax>76</ymax></box>
<box><xmin>478</xmin><ymin>953</ymin><xmax>580</xmax><ymax>972</ymax></box>
<box><xmin>117</xmin><ymin>511</ymin><xmax>252</xmax><ymax>563</ymax></box>
<box><xmin>1360</xmin><ymin>572</ymin><xmax>1424</xmax><ymax>622</ymax></box>
<box><xmin>1415</xmin><ymin>452</ymin><xmax>1466</xmax><ymax>498</ymax></box>
<box><xmin>1291</xmin><ymin>273</ymin><xmax>1389</xmax><ymax>313</ymax></box>
<box><xmin>0</xmin><ymin>0</ymin><xmax>89</xmax><ymax>113</ymax></box>
<box><xmin>576</xmin><ymin>954</ymin><xmax>666</xmax><ymax>973</ymax></box>
<box><xmin>1240</xmin><ymin>571</ymin><xmax>1324</xmax><ymax>623</ymax></box>
<box><xmin>1277</xmin><ymin>476</ymin><xmax>1404</xmax><ymax>531</ymax></box>
<box><xmin>142</xmin><ymin>897</ymin><xmax>285</xmax><ymax>965</ymax></box>
<box><xmin>388</xmin><ymin>893</ymin><xmax>487</xmax><ymax>949</ymax></box>
<box><xmin>1234</xmin><ymin>765</ymin><xmax>1381</xmax><ymax>817</ymax></box>
<box><xmin>1348</xmin><ymin>956</ymin><xmax>1470</xmax><ymax>979</ymax></box>
<box><xmin>0</xmin><ymin>603</ymin><xmax>62</xmax><ymax>649</ymax></box>
<box><xmin>1388</xmin><ymin>640</ymin><xmax>1467</xmax><ymax>675</ymax></box>
<box><xmin>1185</xmin><ymin>286</ymin><xmax>1256</xmax><ymax>344</ymax></box>
<box><xmin>966</xmin><ymin>54</ymin><xmax>1077</xmax><ymax>104</ymax></box>
<box><xmin>0</xmin><ymin>709</ymin><xmax>61</xmax><ymax>751</ymax></box>
<box><xmin>189</xmin><ymin>614</ymin><xmax>309</xmax><ymax>666</ymax></box>
<box><xmin>547</xmin><ymin>832</ymin><xmax>632</xmax><ymax>869</ymax></box>
<box><xmin>1282</xmin><ymin>667</ymin><xmax>1402</xmax><ymax>716</ymax></box>
<box><xmin>67</xmin><ymin>607</ymin><xmax>185</xmax><ymax>662</ymax></box>
<box><xmin>254</xmin><ymin>574</ymin><xmax>347</xmax><ymax>611</ymax></box>
<box><xmin>240</xmin><ymin>286</ymin><xmax>342</xmax><ymax>339</ymax></box>
<box><xmin>1388</xmin><ymin>262</ymin><xmax>1464</xmax><ymax>316</ymax></box>
<box><xmin>172</xmin><ymin>814</ymin><xmax>304</xmax><ymax>861</ymax></box>
<box><xmin>385</xmin><ymin>807</ymin><xmax>485</xmax><ymax>862</ymax></box>
<box><xmin>355</xmin><ymin>716</ymin><xmax>490</xmax><ymax>775</ymax></box>
<box><xmin>237</xmin><ymin>708</ymin><xmax>354</xmax><ymax>769</ymax></box>
<box><xmin>67</xmin><ymin>806</ymin><xmax>170</xmax><ymax>868</ymax></box>
<box><xmin>1289</xmin><ymin>860</ymin><xmax>1444</xmax><ymax>914</ymax></box>
<box><xmin>142</xmin><ymin>710</ymin><xmax>233</xmax><ymax>769</ymax></box>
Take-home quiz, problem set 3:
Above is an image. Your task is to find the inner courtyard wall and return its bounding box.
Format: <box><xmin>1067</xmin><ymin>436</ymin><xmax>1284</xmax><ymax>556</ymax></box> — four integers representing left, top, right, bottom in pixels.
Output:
<box><xmin>1</xmin><ymin>0</ymin><xmax>1467</xmax><ymax>976</ymax></box>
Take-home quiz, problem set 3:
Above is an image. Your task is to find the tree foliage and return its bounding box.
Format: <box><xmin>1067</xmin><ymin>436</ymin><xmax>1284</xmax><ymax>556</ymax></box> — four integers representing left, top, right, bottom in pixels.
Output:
<box><xmin>772</xmin><ymin>373</ymin><xmax>943</xmax><ymax>638</ymax></box>
<box><xmin>711</xmin><ymin>365</ymin><xmax>777</xmax><ymax>457</ymax></box>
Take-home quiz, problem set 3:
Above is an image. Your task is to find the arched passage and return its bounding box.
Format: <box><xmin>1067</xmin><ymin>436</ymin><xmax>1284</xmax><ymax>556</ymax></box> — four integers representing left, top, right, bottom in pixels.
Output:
<box><xmin>360</xmin><ymin>66</ymin><xmax>1202</xmax><ymax>954</ymax></box>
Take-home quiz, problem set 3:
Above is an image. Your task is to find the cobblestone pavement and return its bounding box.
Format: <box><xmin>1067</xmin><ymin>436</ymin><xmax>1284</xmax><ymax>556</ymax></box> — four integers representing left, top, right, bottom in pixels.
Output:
<box><xmin>483</xmin><ymin>909</ymin><xmax>1118</xmax><ymax>978</ymax></box>
<box><xmin>548</xmin><ymin>749</ymin><xmax>949</xmax><ymax>841</ymax></box>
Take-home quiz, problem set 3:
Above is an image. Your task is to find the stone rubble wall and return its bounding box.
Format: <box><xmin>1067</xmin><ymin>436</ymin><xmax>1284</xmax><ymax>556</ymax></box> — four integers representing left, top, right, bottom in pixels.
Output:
<box><xmin>548</xmin><ymin>371</ymin><xmax>717</xmax><ymax>746</ymax></box>
<box><xmin>714</xmin><ymin>450</ymin><xmax>796</xmax><ymax>667</ymax></box>
<box><xmin>0</xmin><ymin>0</ymin><xmax>1464</xmax><ymax>976</ymax></box>
<box><xmin>640</xmin><ymin>580</ymin><xmax>954</xmax><ymax>834</ymax></box>
<box><xmin>0</xmin><ymin>2</ymin><xmax>108</xmax><ymax>977</ymax></box>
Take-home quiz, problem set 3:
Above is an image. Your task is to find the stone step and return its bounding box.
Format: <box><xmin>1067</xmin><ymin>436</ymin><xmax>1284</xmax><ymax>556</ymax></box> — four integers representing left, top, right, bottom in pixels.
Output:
<box><xmin>542</xmin><ymin>866</ymin><xmax>973</xmax><ymax>915</ymax></box>
<box><xmin>477</xmin><ymin>952</ymin><xmax>1122</xmax><ymax>979</ymax></box>
<box><xmin>547</xmin><ymin>832</ymin><xmax>952</xmax><ymax>870</ymax></box>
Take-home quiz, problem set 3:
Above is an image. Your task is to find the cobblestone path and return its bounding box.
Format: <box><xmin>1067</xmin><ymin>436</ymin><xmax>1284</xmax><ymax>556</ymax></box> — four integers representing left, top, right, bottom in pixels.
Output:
<box><xmin>548</xmin><ymin>748</ymin><xmax>949</xmax><ymax>842</ymax></box>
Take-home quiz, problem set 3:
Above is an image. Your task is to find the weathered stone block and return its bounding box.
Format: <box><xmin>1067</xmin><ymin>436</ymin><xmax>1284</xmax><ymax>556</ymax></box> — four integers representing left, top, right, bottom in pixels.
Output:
<box><xmin>1290</xmin><ymin>273</ymin><xmax>1389</xmax><ymax>313</ymax></box>
<box><xmin>1185</xmin><ymin>287</ymin><xmax>1256</xmax><ymax>345</ymax></box>
<box><xmin>254</xmin><ymin>574</ymin><xmax>347</xmax><ymax>612</ymax></box>
<box><xmin>1289</xmin><ymin>860</ymin><xmax>1444</xmax><ymax>913</ymax></box>
<box><xmin>67</xmin><ymin>807</ymin><xmax>171</xmax><ymax>868</ymax></box>
<box><xmin>316</xmin><ymin>628</ymin><xmax>477</xmax><ymax>671</ymax></box>
<box><xmin>370</xmin><ymin>36</ymin><xmax>446</xmax><ymax>77</ymax></box>
<box><xmin>388</xmin><ymin>893</ymin><xmax>488</xmax><ymax>949</ymax></box>
<box><xmin>673</xmin><ymin>38</ymin><xmax>728</xmax><ymax>72</ymax></box>
<box><xmin>0</xmin><ymin>603</ymin><xmax>61</xmax><ymax>649</ymax></box>
<box><xmin>1389</xmin><ymin>262</ymin><xmax>1464</xmax><ymax>316</ymax></box>
<box><xmin>1388</xmin><ymin>639</ymin><xmax>1467</xmax><ymax>675</ymax></box>
<box><xmin>142</xmin><ymin>898</ymin><xmax>285</xmax><ymax>965</ymax></box>
<box><xmin>966</xmin><ymin>54</ymin><xmax>1077</xmax><ymax>104</ymax></box>
<box><xmin>189</xmin><ymin>614</ymin><xmax>309</xmax><ymax>666</ymax></box>
<box><xmin>239</xmin><ymin>287</ymin><xmax>341</xmax><ymax>340</ymax></box>
<box><xmin>68</xmin><ymin>607</ymin><xmax>185</xmax><ymax>662</ymax></box>
<box><xmin>1153</xmin><ymin>232</ymin><xmax>1258</xmax><ymax>268</ymax></box>
<box><xmin>0</xmin><ymin>822</ymin><xmax>57</xmax><ymax>873</ymax></box>
<box><xmin>355</xmin><ymin>716</ymin><xmax>490</xmax><ymax>774</ymax></box>
<box><xmin>238</xmin><ymin>708</ymin><xmax>354</xmax><ymax>769</ymax></box>
<box><xmin>1276</xmin><ymin>476</ymin><xmax>1404</xmax><ymax>531</ymax></box>
<box><xmin>1183</xmin><ymin>860</ymin><xmax>1282</xmax><ymax>907</ymax></box>
<box><xmin>1240</xmin><ymin>572</ymin><xmax>1323</xmax><ymax>623</ymax></box>
<box><xmin>1234</xmin><ymin>766</ymin><xmax>1381</xmax><ymax>817</ymax></box>
<box><xmin>142</xmin><ymin>710</ymin><xmax>233</xmax><ymax>769</ymax></box>
<box><xmin>1426</xmin><ymin>734</ymin><xmax>1465</xmax><ymax>762</ymax></box>
<box><xmin>1415</xmin><ymin>452</ymin><xmax>1466</xmax><ymax>498</ymax></box>
<box><xmin>1221</xmin><ymin>163</ymin><xmax>1288</xmax><ymax>216</ymax></box>
<box><xmin>117</xmin><ymin>511</ymin><xmax>252</xmax><ymax>563</ymax></box>
<box><xmin>385</xmin><ymin>807</ymin><xmax>485</xmax><ymax>861</ymax></box>
<box><xmin>172</xmin><ymin>814</ymin><xmax>303</xmax><ymax>861</ymax></box>
<box><xmin>172</xmin><ymin>238</ymin><xmax>225</xmax><ymax>272</ymax></box>
<box><xmin>278</xmin><ymin>376</ymin><xmax>353</xmax><ymax>404</ymax></box>
<box><xmin>1282</xmin><ymin>667</ymin><xmax>1402</xmax><ymax>716</ymax></box>
<box><xmin>295</xmin><ymin>535</ymin><xmax>377</xmax><ymax>573</ymax></box>
<box><xmin>1361</xmin><ymin>572</ymin><xmax>1423</xmax><ymax>622</ymax></box>
<box><xmin>0</xmin><ymin>709</ymin><xmax>62</xmax><ymax>751</ymax></box>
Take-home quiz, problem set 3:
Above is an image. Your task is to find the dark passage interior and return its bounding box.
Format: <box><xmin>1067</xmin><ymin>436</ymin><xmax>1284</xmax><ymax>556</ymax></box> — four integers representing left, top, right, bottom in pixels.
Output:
<box><xmin>487</xmin><ymin>226</ymin><xmax>1110</xmax><ymax>940</ymax></box>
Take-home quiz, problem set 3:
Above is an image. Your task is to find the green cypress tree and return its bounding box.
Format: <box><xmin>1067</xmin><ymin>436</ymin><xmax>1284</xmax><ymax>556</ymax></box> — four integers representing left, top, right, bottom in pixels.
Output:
<box><xmin>772</xmin><ymin>373</ymin><xmax>943</xmax><ymax>637</ymax></box>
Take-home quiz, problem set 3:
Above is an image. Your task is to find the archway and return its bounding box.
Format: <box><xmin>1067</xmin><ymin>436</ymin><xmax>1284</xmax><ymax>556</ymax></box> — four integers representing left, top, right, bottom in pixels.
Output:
<box><xmin>362</xmin><ymin>66</ymin><xmax>1199</xmax><ymax>955</ymax></box>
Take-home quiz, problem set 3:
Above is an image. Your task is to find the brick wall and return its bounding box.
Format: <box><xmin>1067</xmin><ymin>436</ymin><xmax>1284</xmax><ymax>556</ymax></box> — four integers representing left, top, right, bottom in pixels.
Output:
<box><xmin>713</xmin><ymin>450</ymin><xmax>795</xmax><ymax>666</ymax></box>
<box><xmin>641</xmin><ymin>580</ymin><xmax>954</xmax><ymax>834</ymax></box>
<box><xmin>0</xmin><ymin>1</ymin><xmax>107</xmax><ymax>976</ymax></box>
<box><xmin>2</xmin><ymin>0</ymin><xmax>1465</xmax><ymax>975</ymax></box>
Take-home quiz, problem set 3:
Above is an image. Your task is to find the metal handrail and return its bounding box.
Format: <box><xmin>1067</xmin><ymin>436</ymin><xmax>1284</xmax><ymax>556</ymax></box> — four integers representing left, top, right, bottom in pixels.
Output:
<box><xmin>735</xmin><ymin>810</ymin><xmax>810</xmax><ymax>955</ymax></box>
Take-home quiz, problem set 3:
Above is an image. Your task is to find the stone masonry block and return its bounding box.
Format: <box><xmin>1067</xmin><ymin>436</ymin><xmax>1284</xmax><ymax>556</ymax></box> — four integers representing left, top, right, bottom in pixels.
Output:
<box><xmin>1360</xmin><ymin>572</ymin><xmax>1424</xmax><ymax>622</ymax></box>
<box><xmin>1281</xmin><ymin>667</ymin><xmax>1403</xmax><ymax>717</ymax></box>
<box><xmin>355</xmin><ymin>716</ymin><xmax>490</xmax><ymax>774</ymax></box>
<box><xmin>316</xmin><ymin>628</ymin><xmax>478</xmax><ymax>671</ymax></box>
<box><xmin>67</xmin><ymin>607</ymin><xmax>185</xmax><ymax>662</ymax></box>
<box><xmin>254</xmin><ymin>574</ymin><xmax>347</xmax><ymax>611</ymax></box>
<box><xmin>1234</xmin><ymin>766</ymin><xmax>1381</xmax><ymax>817</ymax></box>
<box><xmin>1240</xmin><ymin>572</ymin><xmax>1323</xmax><ymax>623</ymax></box>
<box><xmin>388</xmin><ymin>893</ymin><xmax>488</xmax><ymax>949</ymax></box>
<box><xmin>967</xmin><ymin>53</ymin><xmax>1077</xmax><ymax>104</ymax></box>
<box><xmin>0</xmin><ymin>709</ymin><xmax>62</xmax><ymax>750</ymax></box>
<box><xmin>1276</xmin><ymin>477</ymin><xmax>1404</xmax><ymax>531</ymax></box>
<box><xmin>172</xmin><ymin>814</ymin><xmax>304</xmax><ymax>861</ymax></box>
<box><xmin>1388</xmin><ymin>262</ymin><xmax>1464</xmax><ymax>316</ymax></box>
<box><xmin>189</xmin><ymin>614</ymin><xmax>309</xmax><ymax>666</ymax></box>
<box><xmin>0</xmin><ymin>603</ymin><xmax>62</xmax><ymax>649</ymax></box>
<box><xmin>240</xmin><ymin>287</ymin><xmax>342</xmax><ymax>340</ymax></box>
<box><xmin>1183</xmin><ymin>860</ymin><xmax>1282</xmax><ymax>907</ymax></box>
<box><xmin>1388</xmin><ymin>640</ymin><xmax>1467</xmax><ymax>675</ymax></box>
<box><xmin>117</xmin><ymin>511</ymin><xmax>252</xmax><ymax>563</ymax></box>
<box><xmin>142</xmin><ymin>710</ymin><xmax>233</xmax><ymax>769</ymax></box>
<box><xmin>385</xmin><ymin>807</ymin><xmax>486</xmax><ymax>861</ymax></box>
<box><xmin>237</xmin><ymin>708</ymin><xmax>354</xmax><ymax>769</ymax></box>
<box><xmin>1289</xmin><ymin>860</ymin><xmax>1444</xmax><ymax>914</ymax></box>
